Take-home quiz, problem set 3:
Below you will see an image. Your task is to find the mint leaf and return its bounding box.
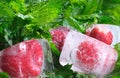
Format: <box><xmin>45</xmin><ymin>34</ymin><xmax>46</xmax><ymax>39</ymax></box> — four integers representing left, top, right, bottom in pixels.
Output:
<box><xmin>0</xmin><ymin>72</ymin><xmax>9</xmax><ymax>78</ymax></box>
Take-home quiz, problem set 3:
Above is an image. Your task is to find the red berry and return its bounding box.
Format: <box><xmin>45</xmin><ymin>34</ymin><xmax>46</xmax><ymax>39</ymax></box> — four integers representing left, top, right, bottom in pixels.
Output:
<box><xmin>86</xmin><ymin>25</ymin><xmax>113</xmax><ymax>45</ymax></box>
<box><xmin>50</xmin><ymin>26</ymin><xmax>70</xmax><ymax>51</ymax></box>
<box><xmin>0</xmin><ymin>39</ymin><xmax>43</xmax><ymax>78</ymax></box>
<box><xmin>59</xmin><ymin>31</ymin><xmax>118</xmax><ymax>77</ymax></box>
<box><xmin>77</xmin><ymin>41</ymin><xmax>99</xmax><ymax>71</ymax></box>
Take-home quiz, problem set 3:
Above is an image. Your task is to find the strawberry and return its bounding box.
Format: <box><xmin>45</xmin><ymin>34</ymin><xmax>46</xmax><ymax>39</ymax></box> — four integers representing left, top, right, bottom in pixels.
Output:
<box><xmin>50</xmin><ymin>26</ymin><xmax>70</xmax><ymax>51</ymax></box>
<box><xmin>0</xmin><ymin>39</ymin><xmax>43</xmax><ymax>78</ymax></box>
<box><xmin>86</xmin><ymin>25</ymin><xmax>113</xmax><ymax>45</ymax></box>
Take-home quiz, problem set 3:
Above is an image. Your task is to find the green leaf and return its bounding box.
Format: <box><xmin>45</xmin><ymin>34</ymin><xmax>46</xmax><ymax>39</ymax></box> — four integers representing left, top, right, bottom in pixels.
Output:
<box><xmin>31</xmin><ymin>6</ymin><xmax>59</xmax><ymax>25</ymax></box>
<box><xmin>100</xmin><ymin>0</ymin><xmax>120</xmax><ymax>25</ymax></box>
<box><xmin>29</xmin><ymin>0</ymin><xmax>66</xmax><ymax>25</ymax></box>
<box><xmin>63</xmin><ymin>16</ymin><xmax>86</xmax><ymax>33</ymax></box>
<box><xmin>0</xmin><ymin>72</ymin><xmax>9</xmax><ymax>78</ymax></box>
<box><xmin>9</xmin><ymin>0</ymin><xmax>26</xmax><ymax>13</ymax></box>
<box><xmin>76</xmin><ymin>73</ymin><xmax>97</xmax><ymax>78</ymax></box>
<box><xmin>108</xmin><ymin>43</ymin><xmax>120</xmax><ymax>77</ymax></box>
<box><xmin>0</xmin><ymin>1</ymin><xmax>14</xmax><ymax>29</ymax></box>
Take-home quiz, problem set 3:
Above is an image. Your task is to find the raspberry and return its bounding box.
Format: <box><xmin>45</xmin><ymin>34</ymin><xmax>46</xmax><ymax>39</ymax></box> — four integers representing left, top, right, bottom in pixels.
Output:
<box><xmin>77</xmin><ymin>41</ymin><xmax>99</xmax><ymax>71</ymax></box>
<box><xmin>0</xmin><ymin>39</ymin><xmax>43</xmax><ymax>78</ymax></box>
<box><xmin>51</xmin><ymin>26</ymin><xmax>70</xmax><ymax>51</ymax></box>
<box><xmin>86</xmin><ymin>25</ymin><xmax>113</xmax><ymax>45</ymax></box>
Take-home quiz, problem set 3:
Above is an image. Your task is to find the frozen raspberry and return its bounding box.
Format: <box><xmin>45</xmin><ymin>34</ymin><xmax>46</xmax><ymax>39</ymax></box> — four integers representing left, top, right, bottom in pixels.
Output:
<box><xmin>86</xmin><ymin>25</ymin><xmax>113</xmax><ymax>45</ymax></box>
<box><xmin>0</xmin><ymin>39</ymin><xmax>43</xmax><ymax>78</ymax></box>
<box><xmin>50</xmin><ymin>26</ymin><xmax>70</xmax><ymax>51</ymax></box>
<box><xmin>59</xmin><ymin>31</ymin><xmax>118</xmax><ymax>77</ymax></box>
